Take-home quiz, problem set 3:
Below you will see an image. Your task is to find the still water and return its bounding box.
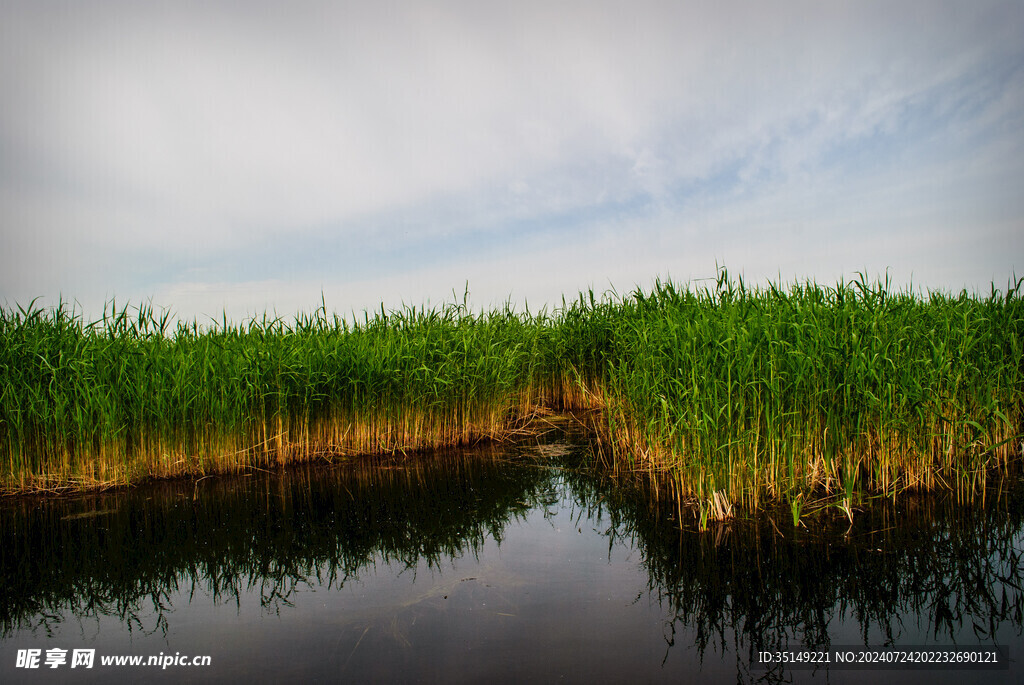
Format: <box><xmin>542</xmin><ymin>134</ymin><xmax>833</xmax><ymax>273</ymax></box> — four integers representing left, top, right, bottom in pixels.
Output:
<box><xmin>2</xmin><ymin>427</ymin><xmax>1023</xmax><ymax>683</ymax></box>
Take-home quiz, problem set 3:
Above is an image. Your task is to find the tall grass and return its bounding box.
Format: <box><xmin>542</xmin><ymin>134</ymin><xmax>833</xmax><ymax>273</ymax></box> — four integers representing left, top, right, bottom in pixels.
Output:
<box><xmin>0</xmin><ymin>298</ymin><xmax>577</xmax><ymax>491</ymax></box>
<box><xmin>592</xmin><ymin>271</ymin><xmax>1024</xmax><ymax>509</ymax></box>
<box><xmin>2</xmin><ymin>271</ymin><xmax>1022</xmax><ymax>508</ymax></box>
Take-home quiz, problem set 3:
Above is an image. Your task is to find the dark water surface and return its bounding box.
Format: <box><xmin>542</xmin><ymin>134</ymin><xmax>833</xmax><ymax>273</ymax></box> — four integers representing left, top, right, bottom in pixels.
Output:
<box><xmin>2</xmin><ymin>429</ymin><xmax>1023</xmax><ymax>683</ymax></box>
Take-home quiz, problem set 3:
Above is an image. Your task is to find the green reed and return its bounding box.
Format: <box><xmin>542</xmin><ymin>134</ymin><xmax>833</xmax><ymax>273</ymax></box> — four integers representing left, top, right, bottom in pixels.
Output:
<box><xmin>591</xmin><ymin>270</ymin><xmax>1024</xmax><ymax>509</ymax></box>
<box><xmin>0</xmin><ymin>297</ymin><xmax>571</xmax><ymax>491</ymax></box>
<box><xmin>2</xmin><ymin>270</ymin><xmax>1022</xmax><ymax>508</ymax></box>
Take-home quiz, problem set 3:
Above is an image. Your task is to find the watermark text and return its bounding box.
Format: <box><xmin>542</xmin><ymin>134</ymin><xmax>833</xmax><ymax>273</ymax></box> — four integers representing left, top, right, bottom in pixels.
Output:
<box><xmin>16</xmin><ymin>649</ymin><xmax>211</xmax><ymax>670</ymax></box>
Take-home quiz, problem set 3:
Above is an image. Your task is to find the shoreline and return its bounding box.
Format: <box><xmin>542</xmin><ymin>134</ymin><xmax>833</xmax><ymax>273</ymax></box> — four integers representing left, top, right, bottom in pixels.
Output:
<box><xmin>4</xmin><ymin>275</ymin><xmax>1022</xmax><ymax>511</ymax></box>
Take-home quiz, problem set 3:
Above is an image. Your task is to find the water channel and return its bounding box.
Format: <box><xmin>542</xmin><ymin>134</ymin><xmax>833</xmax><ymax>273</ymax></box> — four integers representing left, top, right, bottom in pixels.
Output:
<box><xmin>2</xmin><ymin>422</ymin><xmax>1022</xmax><ymax>683</ymax></box>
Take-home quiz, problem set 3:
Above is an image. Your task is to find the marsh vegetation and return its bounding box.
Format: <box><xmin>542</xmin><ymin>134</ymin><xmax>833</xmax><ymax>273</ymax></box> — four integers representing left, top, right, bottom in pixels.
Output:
<box><xmin>2</xmin><ymin>271</ymin><xmax>1021</xmax><ymax>516</ymax></box>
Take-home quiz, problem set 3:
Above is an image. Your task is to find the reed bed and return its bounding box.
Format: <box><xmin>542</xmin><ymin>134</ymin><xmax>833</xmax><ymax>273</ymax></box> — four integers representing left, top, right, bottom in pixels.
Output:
<box><xmin>0</xmin><ymin>299</ymin><xmax>579</xmax><ymax>492</ymax></box>
<box><xmin>2</xmin><ymin>271</ymin><xmax>1022</xmax><ymax>511</ymax></box>
<box><xmin>589</xmin><ymin>271</ymin><xmax>1024</xmax><ymax>511</ymax></box>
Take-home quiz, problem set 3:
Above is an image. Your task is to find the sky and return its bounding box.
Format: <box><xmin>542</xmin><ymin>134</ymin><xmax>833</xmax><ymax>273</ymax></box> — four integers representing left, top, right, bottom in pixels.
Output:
<box><xmin>1</xmin><ymin>0</ymin><xmax>1022</xmax><ymax>324</ymax></box>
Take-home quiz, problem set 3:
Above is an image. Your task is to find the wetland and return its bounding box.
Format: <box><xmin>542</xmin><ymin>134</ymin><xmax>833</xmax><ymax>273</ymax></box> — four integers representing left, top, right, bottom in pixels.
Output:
<box><xmin>2</xmin><ymin>274</ymin><xmax>1023</xmax><ymax>681</ymax></box>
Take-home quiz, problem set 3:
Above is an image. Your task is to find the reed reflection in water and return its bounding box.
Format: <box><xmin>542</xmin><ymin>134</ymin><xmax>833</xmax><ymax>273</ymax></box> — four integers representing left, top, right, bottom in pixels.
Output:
<box><xmin>2</xmin><ymin>435</ymin><xmax>1023</xmax><ymax>683</ymax></box>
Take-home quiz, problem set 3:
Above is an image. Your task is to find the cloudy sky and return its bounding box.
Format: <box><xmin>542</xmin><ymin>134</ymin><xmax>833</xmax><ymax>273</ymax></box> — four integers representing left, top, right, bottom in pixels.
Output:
<box><xmin>2</xmin><ymin>0</ymin><xmax>1022</xmax><ymax>323</ymax></box>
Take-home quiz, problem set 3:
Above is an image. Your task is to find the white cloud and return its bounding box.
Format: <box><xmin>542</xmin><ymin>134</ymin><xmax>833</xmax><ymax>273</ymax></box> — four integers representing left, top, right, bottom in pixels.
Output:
<box><xmin>1</xmin><ymin>1</ymin><xmax>1021</xmax><ymax>320</ymax></box>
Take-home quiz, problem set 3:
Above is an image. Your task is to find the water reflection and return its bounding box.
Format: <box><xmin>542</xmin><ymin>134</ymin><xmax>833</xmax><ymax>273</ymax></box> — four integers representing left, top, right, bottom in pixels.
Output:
<box><xmin>2</xmin><ymin>433</ymin><xmax>1023</xmax><ymax>682</ymax></box>
<box><xmin>565</xmin><ymin>462</ymin><xmax>1024</xmax><ymax>680</ymax></box>
<box><xmin>1</xmin><ymin>447</ymin><xmax>550</xmax><ymax>636</ymax></box>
